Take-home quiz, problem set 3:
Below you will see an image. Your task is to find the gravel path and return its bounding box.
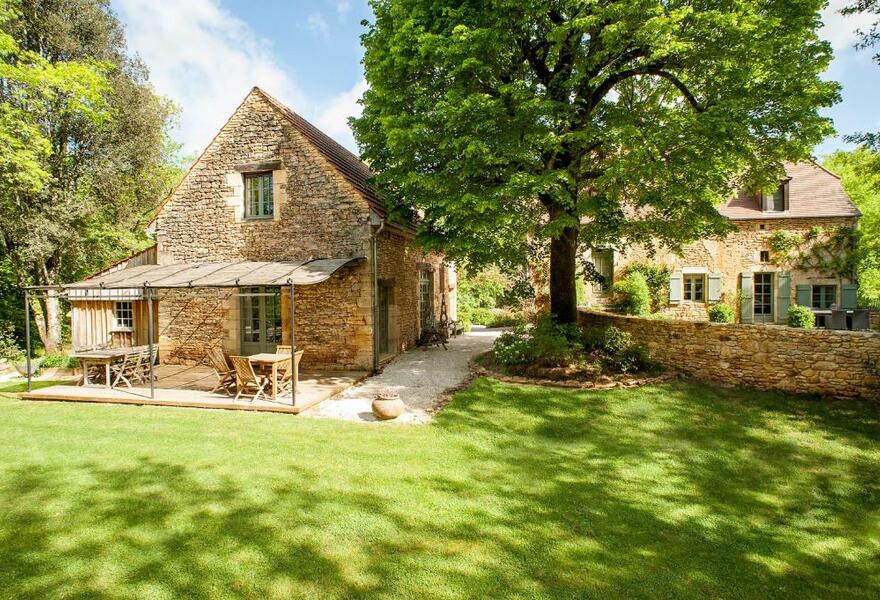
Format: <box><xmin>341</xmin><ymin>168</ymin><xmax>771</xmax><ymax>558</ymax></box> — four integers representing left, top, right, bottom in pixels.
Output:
<box><xmin>301</xmin><ymin>327</ymin><xmax>501</xmax><ymax>424</ymax></box>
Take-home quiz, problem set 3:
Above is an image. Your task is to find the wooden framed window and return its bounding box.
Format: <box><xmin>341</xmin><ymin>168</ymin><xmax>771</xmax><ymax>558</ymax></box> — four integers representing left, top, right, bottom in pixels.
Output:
<box><xmin>114</xmin><ymin>301</ymin><xmax>134</xmax><ymax>331</ymax></box>
<box><xmin>760</xmin><ymin>250</ymin><xmax>770</xmax><ymax>263</ymax></box>
<box><xmin>811</xmin><ymin>285</ymin><xmax>836</xmax><ymax>310</ymax></box>
<box><xmin>590</xmin><ymin>249</ymin><xmax>614</xmax><ymax>295</ymax></box>
<box><xmin>244</xmin><ymin>172</ymin><xmax>273</xmax><ymax>219</ymax></box>
<box><xmin>683</xmin><ymin>274</ymin><xmax>705</xmax><ymax>302</ymax></box>
<box><xmin>763</xmin><ymin>182</ymin><xmax>788</xmax><ymax>212</ymax></box>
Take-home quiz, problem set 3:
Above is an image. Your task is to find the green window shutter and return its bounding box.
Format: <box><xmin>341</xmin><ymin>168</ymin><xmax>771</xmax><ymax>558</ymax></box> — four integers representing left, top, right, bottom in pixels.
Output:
<box><xmin>740</xmin><ymin>272</ymin><xmax>753</xmax><ymax>324</ymax></box>
<box><xmin>776</xmin><ymin>272</ymin><xmax>791</xmax><ymax>323</ymax></box>
<box><xmin>795</xmin><ymin>284</ymin><xmax>811</xmax><ymax>307</ymax></box>
<box><xmin>669</xmin><ymin>271</ymin><xmax>682</xmax><ymax>304</ymax></box>
<box><xmin>707</xmin><ymin>273</ymin><xmax>722</xmax><ymax>303</ymax></box>
<box><xmin>841</xmin><ymin>284</ymin><xmax>858</xmax><ymax>309</ymax></box>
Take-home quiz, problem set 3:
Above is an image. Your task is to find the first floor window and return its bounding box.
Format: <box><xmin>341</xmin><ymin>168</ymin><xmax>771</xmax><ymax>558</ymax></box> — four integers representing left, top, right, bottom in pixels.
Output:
<box><xmin>245</xmin><ymin>172</ymin><xmax>273</xmax><ymax>218</ymax></box>
<box><xmin>812</xmin><ymin>285</ymin><xmax>836</xmax><ymax>310</ymax></box>
<box><xmin>683</xmin><ymin>274</ymin><xmax>705</xmax><ymax>302</ymax></box>
<box><xmin>114</xmin><ymin>301</ymin><xmax>133</xmax><ymax>330</ymax></box>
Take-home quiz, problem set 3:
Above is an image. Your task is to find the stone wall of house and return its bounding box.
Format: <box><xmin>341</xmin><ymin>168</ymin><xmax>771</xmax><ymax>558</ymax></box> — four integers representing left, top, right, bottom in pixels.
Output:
<box><xmin>578</xmin><ymin>309</ymin><xmax>880</xmax><ymax>400</ymax></box>
<box><xmin>584</xmin><ymin>217</ymin><xmax>859</xmax><ymax>321</ymax></box>
<box><xmin>158</xmin><ymin>289</ymin><xmax>232</xmax><ymax>364</ymax></box>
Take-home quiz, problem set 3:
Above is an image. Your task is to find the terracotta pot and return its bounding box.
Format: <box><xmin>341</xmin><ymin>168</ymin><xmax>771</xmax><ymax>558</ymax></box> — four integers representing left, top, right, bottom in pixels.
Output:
<box><xmin>372</xmin><ymin>390</ymin><xmax>404</xmax><ymax>420</ymax></box>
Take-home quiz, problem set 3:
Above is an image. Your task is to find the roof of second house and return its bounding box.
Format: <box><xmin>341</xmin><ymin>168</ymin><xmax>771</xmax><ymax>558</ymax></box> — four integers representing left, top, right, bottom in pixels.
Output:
<box><xmin>719</xmin><ymin>161</ymin><xmax>860</xmax><ymax>220</ymax></box>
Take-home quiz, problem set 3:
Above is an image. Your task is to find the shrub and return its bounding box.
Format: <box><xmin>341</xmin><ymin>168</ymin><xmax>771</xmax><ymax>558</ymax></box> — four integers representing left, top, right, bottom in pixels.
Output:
<box><xmin>612</xmin><ymin>272</ymin><xmax>651</xmax><ymax>315</ymax></box>
<box><xmin>0</xmin><ymin>322</ymin><xmax>23</xmax><ymax>364</ymax></box>
<box><xmin>493</xmin><ymin>326</ymin><xmax>536</xmax><ymax>366</ymax></box>
<box><xmin>708</xmin><ymin>304</ymin><xmax>735</xmax><ymax>324</ymax></box>
<box><xmin>582</xmin><ymin>325</ymin><xmax>651</xmax><ymax>373</ymax></box>
<box><xmin>465</xmin><ymin>307</ymin><xmax>495</xmax><ymax>325</ymax></box>
<box><xmin>40</xmin><ymin>352</ymin><xmax>79</xmax><ymax>369</ymax></box>
<box><xmin>493</xmin><ymin>318</ymin><xmax>582</xmax><ymax>367</ymax></box>
<box><xmin>787</xmin><ymin>305</ymin><xmax>815</xmax><ymax>329</ymax></box>
<box><xmin>621</xmin><ymin>262</ymin><xmax>671</xmax><ymax>312</ymax></box>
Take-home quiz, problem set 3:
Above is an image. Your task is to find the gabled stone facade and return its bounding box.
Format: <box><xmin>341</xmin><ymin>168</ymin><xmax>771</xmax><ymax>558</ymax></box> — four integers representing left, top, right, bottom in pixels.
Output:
<box><xmin>584</xmin><ymin>161</ymin><xmax>861</xmax><ymax>325</ymax></box>
<box><xmin>148</xmin><ymin>88</ymin><xmax>453</xmax><ymax>370</ymax></box>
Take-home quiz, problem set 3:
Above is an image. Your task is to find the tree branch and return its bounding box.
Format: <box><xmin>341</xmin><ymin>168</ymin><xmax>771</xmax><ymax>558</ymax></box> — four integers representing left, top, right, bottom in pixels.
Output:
<box><xmin>584</xmin><ymin>65</ymin><xmax>705</xmax><ymax>114</ymax></box>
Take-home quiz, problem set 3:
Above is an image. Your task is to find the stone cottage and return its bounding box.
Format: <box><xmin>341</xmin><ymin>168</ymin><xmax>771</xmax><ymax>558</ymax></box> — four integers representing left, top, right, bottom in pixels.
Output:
<box><xmin>69</xmin><ymin>87</ymin><xmax>456</xmax><ymax>371</ymax></box>
<box><xmin>583</xmin><ymin>161</ymin><xmax>861</xmax><ymax>325</ymax></box>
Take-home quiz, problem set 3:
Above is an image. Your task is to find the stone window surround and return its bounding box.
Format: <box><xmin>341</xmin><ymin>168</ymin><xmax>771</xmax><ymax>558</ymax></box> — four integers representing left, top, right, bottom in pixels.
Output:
<box><xmin>225</xmin><ymin>166</ymin><xmax>287</xmax><ymax>223</ymax></box>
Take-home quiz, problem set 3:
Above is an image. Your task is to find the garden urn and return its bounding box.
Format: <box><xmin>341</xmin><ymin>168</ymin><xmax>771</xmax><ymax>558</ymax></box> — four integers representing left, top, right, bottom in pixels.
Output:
<box><xmin>372</xmin><ymin>389</ymin><xmax>405</xmax><ymax>420</ymax></box>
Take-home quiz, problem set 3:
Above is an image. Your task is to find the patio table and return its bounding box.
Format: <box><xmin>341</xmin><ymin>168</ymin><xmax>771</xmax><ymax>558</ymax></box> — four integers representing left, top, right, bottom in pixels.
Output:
<box><xmin>71</xmin><ymin>345</ymin><xmax>149</xmax><ymax>388</ymax></box>
<box><xmin>247</xmin><ymin>353</ymin><xmax>291</xmax><ymax>400</ymax></box>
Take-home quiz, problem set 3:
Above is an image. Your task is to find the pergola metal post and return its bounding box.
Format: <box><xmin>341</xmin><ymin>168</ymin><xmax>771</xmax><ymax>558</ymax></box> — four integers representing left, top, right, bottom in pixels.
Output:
<box><xmin>288</xmin><ymin>281</ymin><xmax>296</xmax><ymax>404</ymax></box>
<box><xmin>145</xmin><ymin>284</ymin><xmax>155</xmax><ymax>399</ymax></box>
<box><xmin>24</xmin><ymin>289</ymin><xmax>32</xmax><ymax>393</ymax></box>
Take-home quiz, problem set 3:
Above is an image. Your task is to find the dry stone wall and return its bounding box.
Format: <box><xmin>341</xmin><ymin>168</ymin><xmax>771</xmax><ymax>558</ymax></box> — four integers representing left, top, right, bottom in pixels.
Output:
<box><xmin>579</xmin><ymin>309</ymin><xmax>880</xmax><ymax>400</ymax></box>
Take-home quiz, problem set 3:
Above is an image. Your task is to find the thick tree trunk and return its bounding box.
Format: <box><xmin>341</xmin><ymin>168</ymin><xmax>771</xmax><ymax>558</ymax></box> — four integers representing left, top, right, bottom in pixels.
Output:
<box><xmin>549</xmin><ymin>224</ymin><xmax>579</xmax><ymax>324</ymax></box>
<box><xmin>43</xmin><ymin>290</ymin><xmax>62</xmax><ymax>352</ymax></box>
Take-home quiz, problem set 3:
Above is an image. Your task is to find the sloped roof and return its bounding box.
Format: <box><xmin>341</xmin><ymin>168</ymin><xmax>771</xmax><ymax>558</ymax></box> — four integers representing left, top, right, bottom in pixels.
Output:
<box><xmin>720</xmin><ymin>161</ymin><xmax>860</xmax><ymax>220</ymax></box>
<box><xmin>63</xmin><ymin>257</ymin><xmax>365</xmax><ymax>290</ymax></box>
<box><xmin>254</xmin><ymin>88</ymin><xmax>386</xmax><ymax>218</ymax></box>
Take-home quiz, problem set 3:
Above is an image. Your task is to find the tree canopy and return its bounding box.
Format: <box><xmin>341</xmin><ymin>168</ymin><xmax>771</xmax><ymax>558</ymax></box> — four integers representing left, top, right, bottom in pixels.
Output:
<box><xmin>0</xmin><ymin>0</ymin><xmax>183</xmax><ymax>350</ymax></box>
<box><xmin>353</xmin><ymin>0</ymin><xmax>839</xmax><ymax>322</ymax></box>
<box><xmin>824</xmin><ymin>148</ymin><xmax>880</xmax><ymax>305</ymax></box>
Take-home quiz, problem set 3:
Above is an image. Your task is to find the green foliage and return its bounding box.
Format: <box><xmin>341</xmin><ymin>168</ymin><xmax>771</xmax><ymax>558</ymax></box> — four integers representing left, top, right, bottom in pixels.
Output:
<box><xmin>458</xmin><ymin>268</ymin><xmax>532</xmax><ymax>326</ymax></box>
<box><xmin>612</xmin><ymin>272</ymin><xmax>651</xmax><ymax>316</ymax></box>
<box><xmin>39</xmin><ymin>352</ymin><xmax>78</xmax><ymax>369</ymax></box>
<box><xmin>0</xmin><ymin>0</ymin><xmax>184</xmax><ymax>351</ymax></box>
<box><xmin>621</xmin><ymin>262</ymin><xmax>671</xmax><ymax>312</ymax></box>
<box><xmin>493</xmin><ymin>318</ymin><xmax>582</xmax><ymax>367</ymax></box>
<box><xmin>769</xmin><ymin>226</ymin><xmax>859</xmax><ymax>281</ymax></box>
<box><xmin>0</xmin><ymin>321</ymin><xmax>23</xmax><ymax>363</ymax></box>
<box><xmin>582</xmin><ymin>325</ymin><xmax>651</xmax><ymax>374</ymax></box>
<box><xmin>787</xmin><ymin>305</ymin><xmax>816</xmax><ymax>329</ymax></box>
<box><xmin>708</xmin><ymin>304</ymin><xmax>735</xmax><ymax>324</ymax></box>
<box><xmin>354</xmin><ymin>0</ymin><xmax>839</xmax><ymax>322</ymax></box>
<box><xmin>824</xmin><ymin>148</ymin><xmax>880</xmax><ymax>305</ymax></box>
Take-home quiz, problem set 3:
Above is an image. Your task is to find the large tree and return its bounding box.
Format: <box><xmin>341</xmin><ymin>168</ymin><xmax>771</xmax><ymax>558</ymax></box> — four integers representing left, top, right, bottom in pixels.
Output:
<box><xmin>0</xmin><ymin>0</ymin><xmax>180</xmax><ymax>351</ymax></box>
<box><xmin>353</xmin><ymin>0</ymin><xmax>839</xmax><ymax>323</ymax></box>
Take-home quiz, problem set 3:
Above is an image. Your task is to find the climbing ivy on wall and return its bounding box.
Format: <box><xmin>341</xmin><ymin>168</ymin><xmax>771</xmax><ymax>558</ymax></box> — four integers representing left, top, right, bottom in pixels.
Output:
<box><xmin>769</xmin><ymin>226</ymin><xmax>859</xmax><ymax>278</ymax></box>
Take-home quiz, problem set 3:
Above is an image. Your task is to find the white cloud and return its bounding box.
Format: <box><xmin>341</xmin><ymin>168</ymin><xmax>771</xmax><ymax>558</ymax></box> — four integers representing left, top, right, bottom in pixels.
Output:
<box><xmin>307</xmin><ymin>13</ymin><xmax>330</xmax><ymax>38</ymax></box>
<box><xmin>336</xmin><ymin>1</ymin><xmax>352</xmax><ymax>21</ymax></box>
<box><xmin>315</xmin><ymin>78</ymin><xmax>369</xmax><ymax>151</ymax></box>
<box><xmin>820</xmin><ymin>0</ymin><xmax>876</xmax><ymax>52</ymax></box>
<box><xmin>115</xmin><ymin>0</ymin><xmax>306</xmax><ymax>155</ymax></box>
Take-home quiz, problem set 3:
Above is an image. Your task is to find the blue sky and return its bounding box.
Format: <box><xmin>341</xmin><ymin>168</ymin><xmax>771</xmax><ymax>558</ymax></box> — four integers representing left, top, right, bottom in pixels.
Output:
<box><xmin>112</xmin><ymin>0</ymin><xmax>880</xmax><ymax>160</ymax></box>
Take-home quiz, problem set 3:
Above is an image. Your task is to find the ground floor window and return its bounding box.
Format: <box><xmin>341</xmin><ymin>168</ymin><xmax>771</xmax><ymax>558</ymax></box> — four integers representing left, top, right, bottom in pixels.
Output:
<box><xmin>811</xmin><ymin>285</ymin><xmax>837</xmax><ymax>310</ymax></box>
<box><xmin>754</xmin><ymin>273</ymin><xmax>773</xmax><ymax>317</ymax></box>
<box><xmin>683</xmin><ymin>274</ymin><xmax>705</xmax><ymax>302</ymax></box>
<box><xmin>591</xmin><ymin>249</ymin><xmax>614</xmax><ymax>295</ymax></box>
<box><xmin>114</xmin><ymin>301</ymin><xmax>133</xmax><ymax>331</ymax></box>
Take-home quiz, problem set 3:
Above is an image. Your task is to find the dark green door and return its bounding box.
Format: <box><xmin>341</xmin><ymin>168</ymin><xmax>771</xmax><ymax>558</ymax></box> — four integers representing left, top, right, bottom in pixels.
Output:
<box><xmin>753</xmin><ymin>273</ymin><xmax>774</xmax><ymax>324</ymax></box>
<box><xmin>240</xmin><ymin>287</ymin><xmax>282</xmax><ymax>355</ymax></box>
<box><xmin>377</xmin><ymin>283</ymin><xmax>390</xmax><ymax>354</ymax></box>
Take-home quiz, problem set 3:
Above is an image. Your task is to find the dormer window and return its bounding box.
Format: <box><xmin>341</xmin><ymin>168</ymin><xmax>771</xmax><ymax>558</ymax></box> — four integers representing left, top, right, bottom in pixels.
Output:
<box><xmin>762</xmin><ymin>180</ymin><xmax>789</xmax><ymax>213</ymax></box>
<box><xmin>244</xmin><ymin>172</ymin><xmax>273</xmax><ymax>219</ymax></box>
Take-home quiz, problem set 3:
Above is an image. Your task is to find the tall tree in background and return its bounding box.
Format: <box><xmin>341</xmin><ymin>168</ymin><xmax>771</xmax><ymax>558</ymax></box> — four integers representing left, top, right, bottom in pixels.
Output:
<box><xmin>824</xmin><ymin>148</ymin><xmax>880</xmax><ymax>304</ymax></box>
<box><xmin>354</xmin><ymin>0</ymin><xmax>839</xmax><ymax>323</ymax></box>
<box><xmin>0</xmin><ymin>0</ymin><xmax>181</xmax><ymax>351</ymax></box>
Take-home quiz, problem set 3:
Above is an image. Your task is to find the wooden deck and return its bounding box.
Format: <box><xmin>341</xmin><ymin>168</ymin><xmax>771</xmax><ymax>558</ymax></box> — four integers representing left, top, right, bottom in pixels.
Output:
<box><xmin>19</xmin><ymin>364</ymin><xmax>368</xmax><ymax>415</ymax></box>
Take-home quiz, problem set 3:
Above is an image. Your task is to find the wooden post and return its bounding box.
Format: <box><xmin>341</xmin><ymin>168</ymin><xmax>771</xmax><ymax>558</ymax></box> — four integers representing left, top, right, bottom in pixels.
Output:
<box><xmin>24</xmin><ymin>289</ymin><xmax>32</xmax><ymax>393</ymax></box>
<box><xmin>289</xmin><ymin>282</ymin><xmax>296</xmax><ymax>404</ymax></box>
<box><xmin>146</xmin><ymin>285</ymin><xmax>155</xmax><ymax>399</ymax></box>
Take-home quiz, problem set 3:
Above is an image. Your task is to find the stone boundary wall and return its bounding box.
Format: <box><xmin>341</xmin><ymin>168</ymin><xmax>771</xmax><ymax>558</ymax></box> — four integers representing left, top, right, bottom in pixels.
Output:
<box><xmin>578</xmin><ymin>309</ymin><xmax>880</xmax><ymax>400</ymax></box>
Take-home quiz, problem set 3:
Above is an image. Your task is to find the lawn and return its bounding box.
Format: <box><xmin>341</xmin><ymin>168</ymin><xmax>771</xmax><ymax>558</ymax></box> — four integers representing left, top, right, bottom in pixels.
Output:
<box><xmin>1</xmin><ymin>378</ymin><xmax>878</xmax><ymax>599</ymax></box>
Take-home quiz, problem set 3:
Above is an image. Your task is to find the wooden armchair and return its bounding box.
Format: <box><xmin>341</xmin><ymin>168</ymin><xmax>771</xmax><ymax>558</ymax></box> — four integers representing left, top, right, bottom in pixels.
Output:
<box><xmin>230</xmin><ymin>356</ymin><xmax>268</xmax><ymax>402</ymax></box>
<box><xmin>207</xmin><ymin>347</ymin><xmax>236</xmax><ymax>396</ymax></box>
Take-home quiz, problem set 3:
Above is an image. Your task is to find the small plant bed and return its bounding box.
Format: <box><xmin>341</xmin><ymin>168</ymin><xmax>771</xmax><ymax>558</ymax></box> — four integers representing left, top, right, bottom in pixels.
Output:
<box><xmin>478</xmin><ymin>318</ymin><xmax>667</xmax><ymax>388</ymax></box>
<box><xmin>474</xmin><ymin>350</ymin><xmax>674</xmax><ymax>389</ymax></box>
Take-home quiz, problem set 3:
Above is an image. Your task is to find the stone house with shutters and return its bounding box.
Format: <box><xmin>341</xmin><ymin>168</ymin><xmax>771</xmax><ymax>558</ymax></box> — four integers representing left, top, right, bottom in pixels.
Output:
<box><xmin>583</xmin><ymin>161</ymin><xmax>861</xmax><ymax>326</ymax></box>
<box><xmin>69</xmin><ymin>87</ymin><xmax>456</xmax><ymax>371</ymax></box>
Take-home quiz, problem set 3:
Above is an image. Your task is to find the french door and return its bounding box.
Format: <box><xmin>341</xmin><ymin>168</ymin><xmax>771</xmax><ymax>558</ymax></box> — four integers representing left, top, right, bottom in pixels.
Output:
<box><xmin>240</xmin><ymin>287</ymin><xmax>282</xmax><ymax>355</ymax></box>
<box><xmin>753</xmin><ymin>273</ymin><xmax>774</xmax><ymax>324</ymax></box>
<box><xmin>377</xmin><ymin>283</ymin><xmax>390</xmax><ymax>355</ymax></box>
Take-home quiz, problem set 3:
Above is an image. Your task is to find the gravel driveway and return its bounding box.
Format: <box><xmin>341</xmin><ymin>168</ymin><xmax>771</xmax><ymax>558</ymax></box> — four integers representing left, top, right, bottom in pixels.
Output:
<box><xmin>301</xmin><ymin>327</ymin><xmax>501</xmax><ymax>423</ymax></box>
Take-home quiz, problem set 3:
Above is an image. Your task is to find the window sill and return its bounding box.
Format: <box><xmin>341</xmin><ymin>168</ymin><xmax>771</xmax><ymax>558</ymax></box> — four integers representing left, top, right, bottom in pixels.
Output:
<box><xmin>111</xmin><ymin>327</ymin><xmax>133</xmax><ymax>333</ymax></box>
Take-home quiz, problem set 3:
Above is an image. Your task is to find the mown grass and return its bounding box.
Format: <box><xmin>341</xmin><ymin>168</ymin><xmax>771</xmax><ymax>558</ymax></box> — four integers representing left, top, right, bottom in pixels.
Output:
<box><xmin>1</xmin><ymin>378</ymin><xmax>878</xmax><ymax>598</ymax></box>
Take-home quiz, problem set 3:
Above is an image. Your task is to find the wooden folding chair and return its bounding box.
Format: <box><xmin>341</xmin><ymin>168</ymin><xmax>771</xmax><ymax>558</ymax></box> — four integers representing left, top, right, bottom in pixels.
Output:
<box><xmin>208</xmin><ymin>347</ymin><xmax>236</xmax><ymax>396</ymax></box>
<box><xmin>277</xmin><ymin>350</ymin><xmax>304</xmax><ymax>396</ymax></box>
<box><xmin>275</xmin><ymin>345</ymin><xmax>292</xmax><ymax>355</ymax></box>
<box><xmin>230</xmin><ymin>356</ymin><xmax>269</xmax><ymax>402</ymax></box>
<box><xmin>110</xmin><ymin>352</ymin><xmax>134</xmax><ymax>388</ymax></box>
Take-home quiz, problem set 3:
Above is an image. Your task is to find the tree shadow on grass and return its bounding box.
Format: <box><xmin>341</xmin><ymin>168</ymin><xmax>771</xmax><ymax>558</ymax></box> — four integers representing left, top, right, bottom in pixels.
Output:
<box><xmin>0</xmin><ymin>378</ymin><xmax>878</xmax><ymax>598</ymax></box>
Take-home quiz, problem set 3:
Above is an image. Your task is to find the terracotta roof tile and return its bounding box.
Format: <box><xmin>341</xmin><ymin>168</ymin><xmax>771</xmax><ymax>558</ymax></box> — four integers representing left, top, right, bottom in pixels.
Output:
<box><xmin>719</xmin><ymin>161</ymin><xmax>860</xmax><ymax>220</ymax></box>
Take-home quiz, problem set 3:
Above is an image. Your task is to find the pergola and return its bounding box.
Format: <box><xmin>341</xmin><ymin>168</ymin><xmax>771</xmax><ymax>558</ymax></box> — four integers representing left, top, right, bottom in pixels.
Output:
<box><xmin>23</xmin><ymin>257</ymin><xmax>365</xmax><ymax>402</ymax></box>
